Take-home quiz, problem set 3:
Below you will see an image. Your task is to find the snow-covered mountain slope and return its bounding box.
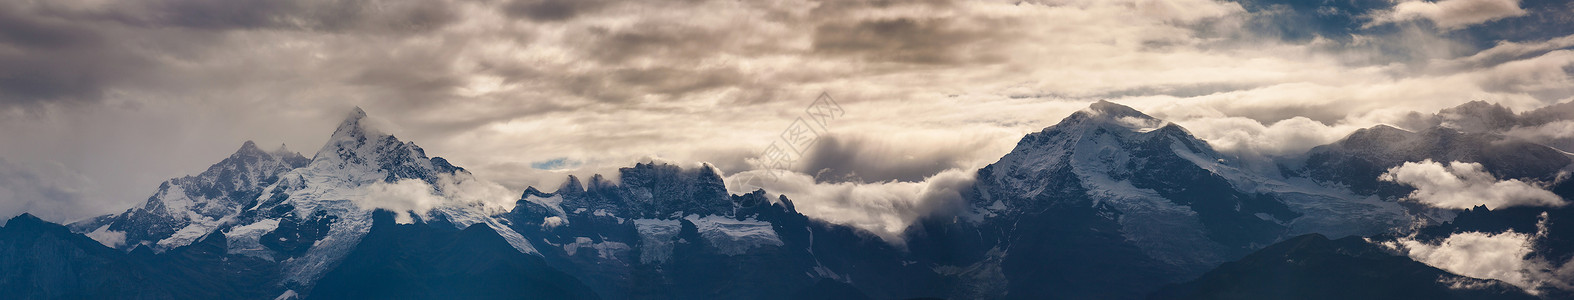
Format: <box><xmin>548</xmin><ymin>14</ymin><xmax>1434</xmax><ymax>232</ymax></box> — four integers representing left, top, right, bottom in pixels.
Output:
<box><xmin>506</xmin><ymin>162</ymin><xmax>946</xmax><ymax>300</ymax></box>
<box><xmin>978</xmin><ymin>100</ymin><xmax>1407</xmax><ymax>259</ymax></box>
<box><xmin>905</xmin><ymin>101</ymin><xmax>1413</xmax><ymax>299</ymax></box>
<box><xmin>215</xmin><ymin>107</ymin><xmax>535</xmax><ymax>289</ymax></box>
<box><xmin>972</xmin><ymin>101</ymin><xmax>1296</xmax><ymax>252</ymax></box>
<box><xmin>70</xmin><ymin>141</ymin><xmax>309</xmax><ymax>251</ymax></box>
<box><xmin>57</xmin><ymin>107</ymin><xmax>552</xmax><ymax>298</ymax></box>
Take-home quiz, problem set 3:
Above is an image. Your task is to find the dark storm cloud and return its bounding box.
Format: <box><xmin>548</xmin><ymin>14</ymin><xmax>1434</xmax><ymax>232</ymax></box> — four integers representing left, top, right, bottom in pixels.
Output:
<box><xmin>151</xmin><ymin>0</ymin><xmax>304</xmax><ymax>29</ymax></box>
<box><xmin>1221</xmin><ymin>102</ymin><xmax>1351</xmax><ymax>125</ymax></box>
<box><xmin>107</xmin><ymin>0</ymin><xmax>460</xmax><ymax>33</ymax></box>
<box><xmin>0</xmin><ymin>0</ymin><xmax>463</xmax><ymax>117</ymax></box>
<box><xmin>559</xmin><ymin>65</ymin><xmax>756</xmax><ymax>102</ymax></box>
<box><xmin>799</xmin><ymin>134</ymin><xmax>982</xmax><ymax>184</ymax></box>
<box><xmin>812</xmin><ymin>17</ymin><xmax>1010</xmax><ymax>65</ymax></box>
<box><xmin>0</xmin><ymin>2</ymin><xmax>150</xmax><ymax>115</ymax></box>
<box><xmin>576</xmin><ymin>22</ymin><xmax>753</xmax><ymax>64</ymax></box>
<box><xmin>810</xmin><ymin>0</ymin><xmax>955</xmax><ymax>14</ymax></box>
<box><xmin>344</xmin><ymin>43</ymin><xmax>469</xmax><ymax>107</ymax></box>
<box><xmin>503</xmin><ymin>0</ymin><xmax>612</xmax><ymax>22</ymax></box>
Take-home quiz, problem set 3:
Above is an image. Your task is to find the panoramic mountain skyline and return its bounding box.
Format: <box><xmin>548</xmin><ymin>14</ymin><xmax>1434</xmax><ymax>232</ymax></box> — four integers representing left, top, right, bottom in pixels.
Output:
<box><xmin>4</xmin><ymin>97</ymin><xmax>1574</xmax><ymax>299</ymax></box>
<box><xmin>3</xmin><ymin>1</ymin><xmax>1574</xmax><ymax>299</ymax></box>
<box><xmin>3</xmin><ymin>0</ymin><xmax>1574</xmax><ymax>227</ymax></box>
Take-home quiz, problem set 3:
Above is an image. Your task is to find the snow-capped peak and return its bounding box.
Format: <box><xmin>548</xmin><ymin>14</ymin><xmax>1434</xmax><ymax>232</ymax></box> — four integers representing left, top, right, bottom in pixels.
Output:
<box><xmin>1053</xmin><ymin>100</ymin><xmax>1170</xmax><ymax>134</ymax></box>
<box><xmin>969</xmin><ymin>100</ymin><xmax>1412</xmax><ymax>273</ymax></box>
<box><xmin>313</xmin><ymin>106</ymin><xmax>379</xmax><ymax>165</ymax></box>
<box><xmin>271</xmin><ymin>143</ymin><xmax>294</xmax><ymax>157</ymax></box>
<box><xmin>237</xmin><ymin>140</ymin><xmax>265</xmax><ymax>154</ymax></box>
<box><xmin>231</xmin><ymin>107</ymin><xmax>534</xmax><ymax>288</ymax></box>
<box><xmin>979</xmin><ymin>101</ymin><xmax>1211</xmax><ymax>206</ymax></box>
<box><xmin>71</xmin><ymin>139</ymin><xmax>310</xmax><ymax>251</ymax></box>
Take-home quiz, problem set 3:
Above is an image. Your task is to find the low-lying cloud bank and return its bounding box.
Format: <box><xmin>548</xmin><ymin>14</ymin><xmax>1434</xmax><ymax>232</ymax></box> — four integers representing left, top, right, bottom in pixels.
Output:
<box><xmin>724</xmin><ymin>168</ymin><xmax>975</xmax><ymax>243</ymax></box>
<box><xmin>1384</xmin><ymin>214</ymin><xmax>1574</xmax><ymax>292</ymax></box>
<box><xmin>1392</xmin><ymin>230</ymin><xmax>1540</xmax><ymax>288</ymax></box>
<box><xmin>1379</xmin><ymin>160</ymin><xmax>1565</xmax><ymax>210</ymax></box>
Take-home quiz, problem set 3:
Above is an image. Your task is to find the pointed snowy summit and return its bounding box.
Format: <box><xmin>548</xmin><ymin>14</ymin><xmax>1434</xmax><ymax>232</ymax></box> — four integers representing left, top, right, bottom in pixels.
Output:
<box><xmin>328</xmin><ymin>107</ymin><xmax>372</xmax><ymax>141</ymax></box>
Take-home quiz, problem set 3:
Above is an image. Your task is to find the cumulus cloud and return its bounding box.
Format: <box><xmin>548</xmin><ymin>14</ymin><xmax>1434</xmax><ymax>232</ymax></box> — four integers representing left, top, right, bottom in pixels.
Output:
<box><xmin>1165</xmin><ymin>115</ymin><xmax>1359</xmax><ymax>165</ymax></box>
<box><xmin>725</xmin><ymin>167</ymin><xmax>975</xmax><ymax>243</ymax></box>
<box><xmin>1369</xmin><ymin>0</ymin><xmax>1528</xmax><ymax>30</ymax></box>
<box><xmin>1390</xmin><ymin>230</ymin><xmax>1539</xmax><ymax>288</ymax></box>
<box><xmin>1385</xmin><ymin>214</ymin><xmax>1574</xmax><ymax>292</ymax></box>
<box><xmin>1378</xmin><ymin>160</ymin><xmax>1565</xmax><ymax>210</ymax></box>
<box><xmin>360</xmin><ymin>179</ymin><xmax>445</xmax><ymax>224</ymax></box>
<box><xmin>357</xmin><ymin>173</ymin><xmax>518</xmax><ymax>224</ymax></box>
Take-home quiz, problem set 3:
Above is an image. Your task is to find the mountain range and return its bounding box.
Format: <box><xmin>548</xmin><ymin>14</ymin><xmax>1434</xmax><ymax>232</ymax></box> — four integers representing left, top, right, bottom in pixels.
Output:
<box><xmin>4</xmin><ymin>100</ymin><xmax>1573</xmax><ymax>299</ymax></box>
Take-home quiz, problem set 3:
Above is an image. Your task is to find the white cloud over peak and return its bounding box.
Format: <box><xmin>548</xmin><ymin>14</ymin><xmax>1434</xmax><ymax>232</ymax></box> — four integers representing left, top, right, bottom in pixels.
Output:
<box><xmin>1378</xmin><ymin>160</ymin><xmax>1565</xmax><ymax>210</ymax></box>
<box><xmin>357</xmin><ymin>173</ymin><xmax>519</xmax><ymax>224</ymax></box>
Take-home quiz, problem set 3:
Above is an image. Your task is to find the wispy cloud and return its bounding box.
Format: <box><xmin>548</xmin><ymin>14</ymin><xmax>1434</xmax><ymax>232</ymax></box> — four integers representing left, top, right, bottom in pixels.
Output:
<box><xmin>1368</xmin><ymin>0</ymin><xmax>1528</xmax><ymax>30</ymax></box>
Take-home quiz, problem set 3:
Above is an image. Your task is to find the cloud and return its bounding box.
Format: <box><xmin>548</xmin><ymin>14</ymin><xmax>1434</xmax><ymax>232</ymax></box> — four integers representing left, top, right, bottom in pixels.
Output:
<box><xmin>1389</xmin><ymin>230</ymin><xmax>1539</xmax><ymax>288</ymax></box>
<box><xmin>502</xmin><ymin>0</ymin><xmax>612</xmax><ymax>22</ymax></box>
<box><xmin>1385</xmin><ymin>213</ymin><xmax>1574</xmax><ymax>292</ymax></box>
<box><xmin>1505</xmin><ymin>120</ymin><xmax>1574</xmax><ymax>151</ymax></box>
<box><xmin>1378</xmin><ymin>160</ymin><xmax>1565</xmax><ymax>210</ymax></box>
<box><xmin>360</xmin><ymin>179</ymin><xmax>445</xmax><ymax>224</ymax></box>
<box><xmin>1166</xmin><ymin>115</ymin><xmax>1358</xmax><ymax>157</ymax></box>
<box><xmin>83</xmin><ymin>225</ymin><xmax>127</xmax><ymax>248</ymax></box>
<box><xmin>357</xmin><ymin>172</ymin><xmax>518</xmax><ymax>224</ymax></box>
<box><xmin>1369</xmin><ymin>0</ymin><xmax>1529</xmax><ymax>30</ymax></box>
<box><xmin>2</xmin><ymin>0</ymin><xmax>1574</xmax><ymax>232</ymax></box>
<box><xmin>0</xmin><ymin>157</ymin><xmax>96</xmax><ymax>222</ymax></box>
<box><xmin>725</xmin><ymin>167</ymin><xmax>975</xmax><ymax>243</ymax></box>
<box><xmin>811</xmin><ymin>16</ymin><xmax>1013</xmax><ymax>65</ymax></box>
<box><xmin>797</xmin><ymin>132</ymin><xmax>1001</xmax><ymax>184</ymax></box>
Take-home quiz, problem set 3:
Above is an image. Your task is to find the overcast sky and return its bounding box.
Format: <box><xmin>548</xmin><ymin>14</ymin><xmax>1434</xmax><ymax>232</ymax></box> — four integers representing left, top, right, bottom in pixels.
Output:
<box><xmin>2</xmin><ymin>0</ymin><xmax>1573</xmax><ymax>234</ymax></box>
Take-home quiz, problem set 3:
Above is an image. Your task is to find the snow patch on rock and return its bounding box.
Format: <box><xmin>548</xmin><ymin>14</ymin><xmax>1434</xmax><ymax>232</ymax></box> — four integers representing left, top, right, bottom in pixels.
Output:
<box><xmin>684</xmin><ymin>215</ymin><xmax>783</xmax><ymax>255</ymax></box>
<box><xmin>226</xmin><ymin>219</ymin><xmax>282</xmax><ymax>260</ymax></box>
<box><xmin>635</xmin><ymin>218</ymin><xmax>682</xmax><ymax>264</ymax></box>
